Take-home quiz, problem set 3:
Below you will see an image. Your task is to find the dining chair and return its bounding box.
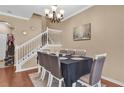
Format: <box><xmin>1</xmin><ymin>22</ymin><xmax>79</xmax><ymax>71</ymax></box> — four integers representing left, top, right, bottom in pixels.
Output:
<box><xmin>47</xmin><ymin>55</ymin><xmax>64</xmax><ymax>87</ymax></box>
<box><xmin>74</xmin><ymin>49</ymin><xmax>86</xmax><ymax>56</ymax></box>
<box><xmin>66</xmin><ymin>49</ymin><xmax>75</xmax><ymax>55</ymax></box>
<box><xmin>37</xmin><ymin>52</ymin><xmax>46</xmax><ymax>80</ymax></box>
<box><xmin>60</xmin><ymin>49</ymin><xmax>77</xmax><ymax>56</ymax></box>
<box><xmin>60</xmin><ymin>49</ymin><xmax>67</xmax><ymax>54</ymax></box>
<box><xmin>41</xmin><ymin>53</ymin><xmax>52</xmax><ymax>81</ymax></box>
<box><xmin>72</xmin><ymin>53</ymin><xmax>107</xmax><ymax>87</ymax></box>
<box><xmin>37</xmin><ymin>52</ymin><xmax>52</xmax><ymax>83</ymax></box>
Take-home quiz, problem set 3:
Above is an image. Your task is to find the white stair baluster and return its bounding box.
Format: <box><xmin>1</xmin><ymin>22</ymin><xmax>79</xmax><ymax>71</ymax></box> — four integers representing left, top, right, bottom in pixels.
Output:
<box><xmin>15</xmin><ymin>28</ymin><xmax>62</xmax><ymax>72</ymax></box>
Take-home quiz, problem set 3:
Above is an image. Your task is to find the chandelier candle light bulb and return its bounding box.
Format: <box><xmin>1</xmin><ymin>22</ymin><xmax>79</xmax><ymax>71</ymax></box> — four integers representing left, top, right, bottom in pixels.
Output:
<box><xmin>60</xmin><ymin>9</ymin><xmax>64</xmax><ymax>15</ymax></box>
<box><xmin>57</xmin><ymin>13</ymin><xmax>61</xmax><ymax>19</ymax></box>
<box><xmin>45</xmin><ymin>9</ymin><xmax>50</xmax><ymax>15</ymax></box>
<box><xmin>49</xmin><ymin>13</ymin><xmax>53</xmax><ymax>18</ymax></box>
<box><xmin>51</xmin><ymin>5</ymin><xmax>57</xmax><ymax>12</ymax></box>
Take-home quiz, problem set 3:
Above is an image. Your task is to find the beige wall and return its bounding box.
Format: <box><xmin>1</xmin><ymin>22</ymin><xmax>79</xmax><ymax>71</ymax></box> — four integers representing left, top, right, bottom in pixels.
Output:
<box><xmin>0</xmin><ymin>23</ymin><xmax>11</xmax><ymax>34</ymax></box>
<box><xmin>0</xmin><ymin>14</ymin><xmax>43</xmax><ymax>45</ymax></box>
<box><xmin>0</xmin><ymin>14</ymin><xmax>47</xmax><ymax>69</ymax></box>
<box><xmin>48</xmin><ymin>6</ymin><xmax>124</xmax><ymax>83</ymax></box>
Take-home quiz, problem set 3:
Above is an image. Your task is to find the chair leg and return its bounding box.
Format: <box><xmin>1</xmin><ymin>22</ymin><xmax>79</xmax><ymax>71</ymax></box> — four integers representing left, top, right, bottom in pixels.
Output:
<box><xmin>41</xmin><ymin>69</ymin><xmax>46</xmax><ymax>81</ymax></box>
<box><xmin>39</xmin><ymin>68</ymin><xmax>44</xmax><ymax>80</ymax></box>
<box><xmin>38</xmin><ymin>65</ymin><xmax>41</xmax><ymax>74</ymax></box>
<box><xmin>48</xmin><ymin>75</ymin><xmax>53</xmax><ymax>87</ymax></box>
<box><xmin>72</xmin><ymin>82</ymin><xmax>76</xmax><ymax>87</ymax></box>
<box><xmin>47</xmin><ymin>74</ymin><xmax>51</xmax><ymax>87</ymax></box>
<box><xmin>63</xmin><ymin>81</ymin><xmax>66</xmax><ymax>87</ymax></box>
<box><xmin>58</xmin><ymin>80</ymin><xmax>62</xmax><ymax>87</ymax></box>
<box><xmin>77</xmin><ymin>80</ymin><xmax>91</xmax><ymax>87</ymax></box>
<box><xmin>97</xmin><ymin>81</ymin><xmax>102</xmax><ymax>87</ymax></box>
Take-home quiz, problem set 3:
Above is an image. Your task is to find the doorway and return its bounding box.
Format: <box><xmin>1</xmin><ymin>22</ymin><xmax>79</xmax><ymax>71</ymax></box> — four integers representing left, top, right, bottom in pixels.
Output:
<box><xmin>0</xmin><ymin>21</ymin><xmax>15</xmax><ymax>68</ymax></box>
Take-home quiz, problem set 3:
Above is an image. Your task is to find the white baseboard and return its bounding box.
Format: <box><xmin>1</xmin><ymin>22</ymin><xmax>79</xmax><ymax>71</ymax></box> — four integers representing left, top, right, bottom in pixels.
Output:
<box><xmin>15</xmin><ymin>66</ymin><xmax>38</xmax><ymax>72</ymax></box>
<box><xmin>102</xmin><ymin>76</ymin><xmax>124</xmax><ymax>87</ymax></box>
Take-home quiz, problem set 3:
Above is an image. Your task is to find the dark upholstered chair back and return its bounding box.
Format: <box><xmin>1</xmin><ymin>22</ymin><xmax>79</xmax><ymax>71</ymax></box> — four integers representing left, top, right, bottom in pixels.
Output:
<box><xmin>37</xmin><ymin>52</ymin><xmax>51</xmax><ymax>71</ymax></box>
<box><xmin>50</xmin><ymin>55</ymin><xmax>62</xmax><ymax>79</ymax></box>
<box><xmin>60</xmin><ymin>50</ymin><xmax>67</xmax><ymax>54</ymax></box>
<box><xmin>60</xmin><ymin>49</ymin><xmax>86</xmax><ymax>56</ymax></box>
<box><xmin>42</xmin><ymin>53</ymin><xmax>51</xmax><ymax>71</ymax></box>
<box><xmin>60</xmin><ymin>49</ymin><xmax>75</xmax><ymax>55</ymax></box>
<box><xmin>67</xmin><ymin>50</ymin><xmax>75</xmax><ymax>55</ymax></box>
<box><xmin>74</xmin><ymin>49</ymin><xmax>86</xmax><ymax>56</ymax></box>
<box><xmin>37</xmin><ymin>52</ymin><xmax>45</xmax><ymax>67</ymax></box>
<box><xmin>89</xmin><ymin>53</ymin><xmax>107</xmax><ymax>85</ymax></box>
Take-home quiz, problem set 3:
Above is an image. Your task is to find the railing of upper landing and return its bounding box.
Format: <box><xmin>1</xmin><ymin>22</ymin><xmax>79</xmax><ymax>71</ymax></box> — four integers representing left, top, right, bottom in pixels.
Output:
<box><xmin>15</xmin><ymin>27</ymin><xmax>62</xmax><ymax>64</ymax></box>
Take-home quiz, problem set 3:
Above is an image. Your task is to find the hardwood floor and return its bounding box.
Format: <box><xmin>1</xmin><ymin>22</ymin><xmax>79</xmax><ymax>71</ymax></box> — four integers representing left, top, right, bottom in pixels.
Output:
<box><xmin>0</xmin><ymin>60</ymin><xmax>5</xmax><ymax>68</ymax></box>
<box><xmin>101</xmin><ymin>79</ymin><xmax>121</xmax><ymax>87</ymax></box>
<box><xmin>0</xmin><ymin>66</ymin><xmax>37</xmax><ymax>87</ymax></box>
<box><xmin>0</xmin><ymin>66</ymin><xmax>121</xmax><ymax>87</ymax></box>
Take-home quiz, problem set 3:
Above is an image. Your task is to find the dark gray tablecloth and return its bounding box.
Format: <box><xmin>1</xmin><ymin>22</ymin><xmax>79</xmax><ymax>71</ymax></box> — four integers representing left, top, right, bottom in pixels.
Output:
<box><xmin>60</xmin><ymin>56</ymin><xmax>93</xmax><ymax>87</ymax></box>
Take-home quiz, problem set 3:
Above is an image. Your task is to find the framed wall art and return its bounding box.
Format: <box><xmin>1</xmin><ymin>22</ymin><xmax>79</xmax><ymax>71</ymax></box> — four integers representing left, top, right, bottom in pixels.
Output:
<box><xmin>73</xmin><ymin>23</ymin><xmax>91</xmax><ymax>41</ymax></box>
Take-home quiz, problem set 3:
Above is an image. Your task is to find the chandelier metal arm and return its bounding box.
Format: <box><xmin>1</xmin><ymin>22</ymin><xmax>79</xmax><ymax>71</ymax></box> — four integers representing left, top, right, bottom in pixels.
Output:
<box><xmin>45</xmin><ymin>5</ymin><xmax>64</xmax><ymax>23</ymax></box>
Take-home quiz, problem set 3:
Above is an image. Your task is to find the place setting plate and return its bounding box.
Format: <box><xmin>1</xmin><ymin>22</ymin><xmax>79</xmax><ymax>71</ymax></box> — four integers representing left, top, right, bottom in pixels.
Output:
<box><xmin>71</xmin><ymin>57</ymin><xmax>84</xmax><ymax>60</ymax></box>
<box><xmin>59</xmin><ymin>57</ymin><xmax>68</xmax><ymax>60</ymax></box>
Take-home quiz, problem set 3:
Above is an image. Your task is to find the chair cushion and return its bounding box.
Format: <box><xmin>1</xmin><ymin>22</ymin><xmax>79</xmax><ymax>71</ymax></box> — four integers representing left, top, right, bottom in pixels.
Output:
<box><xmin>79</xmin><ymin>74</ymin><xmax>90</xmax><ymax>84</ymax></box>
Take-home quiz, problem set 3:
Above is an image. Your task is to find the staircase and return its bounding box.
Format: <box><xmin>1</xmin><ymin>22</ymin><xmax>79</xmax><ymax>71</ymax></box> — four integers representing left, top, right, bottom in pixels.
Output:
<box><xmin>15</xmin><ymin>28</ymin><xmax>62</xmax><ymax>72</ymax></box>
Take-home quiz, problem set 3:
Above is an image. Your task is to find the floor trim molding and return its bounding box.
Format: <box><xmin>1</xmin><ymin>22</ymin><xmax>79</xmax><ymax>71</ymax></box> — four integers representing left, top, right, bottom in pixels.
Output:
<box><xmin>16</xmin><ymin>66</ymin><xmax>38</xmax><ymax>72</ymax></box>
<box><xmin>102</xmin><ymin>76</ymin><xmax>124</xmax><ymax>87</ymax></box>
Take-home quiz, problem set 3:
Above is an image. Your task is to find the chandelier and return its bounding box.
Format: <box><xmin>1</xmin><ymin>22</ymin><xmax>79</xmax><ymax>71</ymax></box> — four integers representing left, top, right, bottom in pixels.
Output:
<box><xmin>45</xmin><ymin>5</ymin><xmax>64</xmax><ymax>23</ymax></box>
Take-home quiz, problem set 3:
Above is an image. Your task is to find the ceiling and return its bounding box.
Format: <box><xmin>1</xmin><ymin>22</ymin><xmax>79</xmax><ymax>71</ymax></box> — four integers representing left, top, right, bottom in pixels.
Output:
<box><xmin>0</xmin><ymin>5</ymin><xmax>92</xmax><ymax>21</ymax></box>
